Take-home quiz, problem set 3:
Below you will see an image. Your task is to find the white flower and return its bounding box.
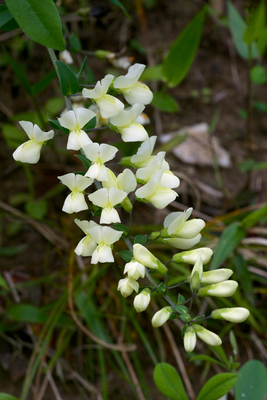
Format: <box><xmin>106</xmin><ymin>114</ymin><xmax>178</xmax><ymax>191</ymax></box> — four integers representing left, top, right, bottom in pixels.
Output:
<box><xmin>87</xmin><ymin>225</ymin><xmax>123</xmax><ymax>264</ymax></box>
<box><xmin>201</xmin><ymin>269</ymin><xmax>233</xmax><ymax>285</ymax></box>
<box><xmin>83</xmin><ymin>142</ymin><xmax>118</xmax><ymax>182</ymax></box>
<box><xmin>117</xmin><ymin>277</ymin><xmax>139</xmax><ymax>298</ymax></box>
<box><xmin>88</xmin><ymin>187</ymin><xmax>127</xmax><ymax>224</ymax></box>
<box><xmin>110</xmin><ymin>104</ymin><xmax>149</xmax><ymax>142</ymax></box>
<box><xmin>130</xmin><ymin>136</ymin><xmax>157</xmax><ymax>168</ymax></box>
<box><xmin>59</xmin><ymin>50</ymin><xmax>73</xmax><ymax>64</ymax></box>
<box><xmin>82</xmin><ymin>74</ymin><xmax>124</xmax><ymax>118</ymax></box>
<box><xmin>136</xmin><ymin>170</ymin><xmax>177</xmax><ymax>209</ymax></box>
<box><xmin>198</xmin><ymin>281</ymin><xmax>238</xmax><ymax>297</ymax></box>
<box><xmin>12</xmin><ymin>121</ymin><xmax>54</xmax><ymax>164</ymax></box>
<box><xmin>133</xmin><ymin>243</ymin><xmax>167</xmax><ymax>274</ymax></box>
<box><xmin>211</xmin><ymin>307</ymin><xmax>250</xmax><ymax>323</ymax></box>
<box><xmin>192</xmin><ymin>324</ymin><xmax>222</xmax><ymax>346</ymax></box>
<box><xmin>124</xmin><ymin>260</ymin><xmax>146</xmax><ymax>280</ymax></box>
<box><xmin>74</xmin><ymin>219</ymin><xmax>98</xmax><ymax>256</ymax></box>
<box><xmin>163</xmin><ymin>208</ymin><xmax>205</xmax><ymax>250</ymax></box>
<box><xmin>102</xmin><ymin>168</ymin><xmax>137</xmax><ymax>194</ymax></box>
<box><xmin>184</xmin><ymin>326</ymin><xmax>197</xmax><ymax>353</ymax></box>
<box><xmin>190</xmin><ymin>256</ymin><xmax>203</xmax><ymax>291</ymax></box>
<box><xmin>133</xmin><ymin>289</ymin><xmax>151</xmax><ymax>313</ymax></box>
<box><xmin>173</xmin><ymin>247</ymin><xmax>213</xmax><ymax>265</ymax></box>
<box><xmin>58</xmin><ymin>108</ymin><xmax>96</xmax><ymax>150</ymax></box>
<box><xmin>152</xmin><ymin>307</ymin><xmax>172</xmax><ymax>328</ymax></box>
<box><xmin>136</xmin><ymin>151</ymin><xmax>180</xmax><ymax>188</ymax></box>
<box><xmin>58</xmin><ymin>173</ymin><xmax>93</xmax><ymax>213</ymax></box>
<box><xmin>113</xmin><ymin>63</ymin><xmax>153</xmax><ymax>105</ymax></box>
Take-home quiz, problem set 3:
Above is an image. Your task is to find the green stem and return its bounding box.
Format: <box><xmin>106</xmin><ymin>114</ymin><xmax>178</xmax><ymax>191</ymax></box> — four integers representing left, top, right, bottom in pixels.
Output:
<box><xmin>22</xmin><ymin>164</ymin><xmax>35</xmax><ymax>199</ymax></box>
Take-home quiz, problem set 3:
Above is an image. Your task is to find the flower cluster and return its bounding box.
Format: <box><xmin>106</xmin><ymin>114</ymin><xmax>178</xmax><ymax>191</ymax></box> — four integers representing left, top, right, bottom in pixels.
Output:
<box><xmin>12</xmin><ymin>61</ymin><xmax>250</xmax><ymax>354</ymax></box>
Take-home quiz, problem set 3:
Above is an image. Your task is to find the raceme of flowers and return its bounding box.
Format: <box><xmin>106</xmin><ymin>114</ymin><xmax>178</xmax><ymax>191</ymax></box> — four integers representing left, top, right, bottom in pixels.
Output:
<box><xmin>12</xmin><ymin>63</ymin><xmax>250</xmax><ymax>353</ymax></box>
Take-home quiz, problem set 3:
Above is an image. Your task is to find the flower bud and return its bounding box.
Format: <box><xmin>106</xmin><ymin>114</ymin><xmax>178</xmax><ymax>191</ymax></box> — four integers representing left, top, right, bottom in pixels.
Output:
<box><xmin>190</xmin><ymin>256</ymin><xmax>203</xmax><ymax>292</ymax></box>
<box><xmin>152</xmin><ymin>307</ymin><xmax>172</xmax><ymax>328</ymax></box>
<box><xmin>117</xmin><ymin>277</ymin><xmax>139</xmax><ymax>298</ymax></box>
<box><xmin>133</xmin><ymin>244</ymin><xmax>167</xmax><ymax>274</ymax></box>
<box><xmin>124</xmin><ymin>261</ymin><xmax>145</xmax><ymax>280</ymax></box>
<box><xmin>173</xmin><ymin>248</ymin><xmax>213</xmax><ymax>265</ymax></box>
<box><xmin>198</xmin><ymin>281</ymin><xmax>238</xmax><ymax>298</ymax></box>
<box><xmin>133</xmin><ymin>289</ymin><xmax>151</xmax><ymax>313</ymax></box>
<box><xmin>201</xmin><ymin>269</ymin><xmax>233</xmax><ymax>285</ymax></box>
<box><xmin>211</xmin><ymin>307</ymin><xmax>250</xmax><ymax>323</ymax></box>
<box><xmin>192</xmin><ymin>324</ymin><xmax>222</xmax><ymax>346</ymax></box>
<box><xmin>184</xmin><ymin>326</ymin><xmax>197</xmax><ymax>353</ymax></box>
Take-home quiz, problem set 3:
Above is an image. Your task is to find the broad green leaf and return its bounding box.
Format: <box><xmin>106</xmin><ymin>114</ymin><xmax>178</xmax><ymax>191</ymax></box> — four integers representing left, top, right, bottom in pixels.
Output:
<box><xmin>234</xmin><ymin>360</ymin><xmax>267</xmax><ymax>400</ymax></box>
<box><xmin>5</xmin><ymin>0</ymin><xmax>65</xmax><ymax>50</ymax></box>
<box><xmin>134</xmin><ymin>235</ymin><xmax>147</xmax><ymax>245</ymax></box>
<box><xmin>162</xmin><ymin>6</ymin><xmax>206</xmax><ymax>87</ymax></box>
<box><xmin>153</xmin><ymin>363</ymin><xmax>188</xmax><ymax>400</ymax></box>
<box><xmin>31</xmin><ymin>69</ymin><xmax>57</xmax><ymax>96</ymax></box>
<box><xmin>0</xmin><ymin>5</ymin><xmax>19</xmax><ymax>30</ymax></box>
<box><xmin>0</xmin><ymin>274</ymin><xmax>8</xmax><ymax>289</ymax></box>
<box><xmin>55</xmin><ymin>60</ymin><xmax>80</xmax><ymax>96</ymax></box>
<box><xmin>2</xmin><ymin>124</ymin><xmax>26</xmax><ymax>148</ymax></box>
<box><xmin>196</xmin><ymin>373</ymin><xmax>238</xmax><ymax>400</ymax></box>
<box><xmin>48</xmin><ymin>119</ymin><xmax>69</xmax><ymax>135</ymax></box>
<box><xmin>75</xmin><ymin>154</ymin><xmax>92</xmax><ymax>170</ymax></box>
<box><xmin>152</xmin><ymin>92</ymin><xmax>180</xmax><ymax>112</ymax></box>
<box><xmin>0</xmin><ymin>394</ymin><xmax>21</xmax><ymax>400</ymax></box>
<box><xmin>117</xmin><ymin>250</ymin><xmax>133</xmax><ymax>262</ymax></box>
<box><xmin>242</xmin><ymin>203</ymin><xmax>267</xmax><ymax>229</ymax></box>
<box><xmin>141</xmin><ymin>64</ymin><xmax>164</xmax><ymax>82</ymax></box>
<box><xmin>243</xmin><ymin>0</ymin><xmax>265</xmax><ymax>45</ymax></box>
<box><xmin>83</xmin><ymin>116</ymin><xmax>96</xmax><ymax>130</ymax></box>
<box><xmin>109</xmin><ymin>0</ymin><xmax>130</xmax><ymax>20</ymax></box>
<box><xmin>69</xmin><ymin>32</ymin><xmax>81</xmax><ymax>53</ymax></box>
<box><xmin>250</xmin><ymin>65</ymin><xmax>267</xmax><ymax>84</ymax></box>
<box><xmin>227</xmin><ymin>1</ymin><xmax>259</xmax><ymax>60</ymax></box>
<box><xmin>173</xmin><ymin>305</ymin><xmax>188</xmax><ymax>315</ymax></box>
<box><xmin>24</xmin><ymin>199</ymin><xmax>48</xmax><ymax>220</ymax></box>
<box><xmin>210</xmin><ymin>222</ymin><xmax>246</xmax><ymax>269</ymax></box>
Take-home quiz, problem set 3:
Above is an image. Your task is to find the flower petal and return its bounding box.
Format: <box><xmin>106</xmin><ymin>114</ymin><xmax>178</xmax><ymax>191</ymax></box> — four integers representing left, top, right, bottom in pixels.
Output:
<box><xmin>76</xmin><ymin>108</ymin><xmax>96</xmax><ymax>129</ymax></box>
<box><xmin>99</xmin><ymin>144</ymin><xmax>118</xmax><ymax>163</ymax></box>
<box><xmin>102</xmin><ymin>226</ymin><xmax>122</xmax><ymax>245</ymax></box>
<box><xmin>165</xmin><ymin>234</ymin><xmax>202</xmax><ymax>250</ymax></box>
<box><xmin>13</xmin><ymin>140</ymin><xmax>42</xmax><ymax>164</ymax></box>
<box><xmin>75</xmin><ymin>174</ymin><xmax>94</xmax><ymax>191</ymax></box>
<box><xmin>19</xmin><ymin>121</ymin><xmax>34</xmax><ymax>139</ymax></box>
<box><xmin>120</xmin><ymin>123</ymin><xmax>148</xmax><ymax>142</ymax></box>
<box><xmin>121</xmin><ymin>83</ymin><xmax>153</xmax><ymax>106</ymax></box>
<box><xmin>58</xmin><ymin>110</ymin><xmax>77</xmax><ymax>130</ymax></box>
<box><xmin>58</xmin><ymin>173</ymin><xmax>76</xmax><ymax>191</ymax></box>
<box><xmin>149</xmin><ymin>187</ymin><xmax>177</xmax><ymax>209</ymax></box>
<box><xmin>114</xmin><ymin>64</ymin><xmax>146</xmax><ymax>89</ymax></box>
<box><xmin>109</xmin><ymin>188</ymin><xmax>127</xmax><ymax>206</ymax></box>
<box><xmin>88</xmin><ymin>188</ymin><xmax>108</xmax><ymax>208</ymax></box>
<box><xmin>100</xmin><ymin>207</ymin><xmax>120</xmax><ymax>224</ymax></box>
<box><xmin>117</xmin><ymin>169</ymin><xmax>137</xmax><ymax>193</ymax></box>
<box><xmin>97</xmin><ymin>95</ymin><xmax>124</xmax><ymax>119</ymax></box>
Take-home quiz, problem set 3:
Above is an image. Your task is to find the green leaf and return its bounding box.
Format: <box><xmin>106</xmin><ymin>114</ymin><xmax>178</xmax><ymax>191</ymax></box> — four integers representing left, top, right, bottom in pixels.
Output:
<box><xmin>189</xmin><ymin>355</ymin><xmax>224</xmax><ymax>367</ymax></box>
<box><xmin>0</xmin><ymin>5</ymin><xmax>19</xmax><ymax>31</ymax></box>
<box><xmin>75</xmin><ymin>154</ymin><xmax>92</xmax><ymax>170</ymax></box>
<box><xmin>83</xmin><ymin>116</ymin><xmax>96</xmax><ymax>130</ymax></box>
<box><xmin>7</xmin><ymin>304</ymin><xmax>48</xmax><ymax>324</ymax></box>
<box><xmin>5</xmin><ymin>0</ymin><xmax>65</xmax><ymax>50</ymax></box>
<box><xmin>48</xmin><ymin>119</ymin><xmax>69</xmax><ymax>134</ymax></box>
<box><xmin>196</xmin><ymin>373</ymin><xmax>238</xmax><ymax>400</ymax></box>
<box><xmin>242</xmin><ymin>203</ymin><xmax>267</xmax><ymax>229</ymax></box>
<box><xmin>152</xmin><ymin>92</ymin><xmax>180</xmax><ymax>112</ymax></box>
<box><xmin>178</xmin><ymin>294</ymin><xmax>185</xmax><ymax>304</ymax></box>
<box><xmin>140</xmin><ymin>64</ymin><xmax>164</xmax><ymax>82</ymax></box>
<box><xmin>134</xmin><ymin>235</ymin><xmax>147</xmax><ymax>245</ymax></box>
<box><xmin>243</xmin><ymin>0</ymin><xmax>265</xmax><ymax>45</ymax></box>
<box><xmin>233</xmin><ymin>253</ymin><xmax>255</xmax><ymax>304</ymax></box>
<box><xmin>76</xmin><ymin>57</ymin><xmax>87</xmax><ymax>78</ymax></box>
<box><xmin>250</xmin><ymin>65</ymin><xmax>267</xmax><ymax>84</ymax></box>
<box><xmin>0</xmin><ymin>275</ymin><xmax>8</xmax><ymax>289</ymax></box>
<box><xmin>227</xmin><ymin>1</ymin><xmax>259</xmax><ymax>60</ymax></box>
<box><xmin>31</xmin><ymin>69</ymin><xmax>57</xmax><ymax>96</ymax></box>
<box><xmin>4</xmin><ymin>53</ymin><xmax>32</xmax><ymax>94</ymax></box>
<box><xmin>162</xmin><ymin>6</ymin><xmax>206</xmax><ymax>87</ymax></box>
<box><xmin>2</xmin><ymin>124</ymin><xmax>26</xmax><ymax>148</ymax></box>
<box><xmin>0</xmin><ymin>244</ymin><xmax>27</xmax><ymax>257</ymax></box>
<box><xmin>117</xmin><ymin>250</ymin><xmax>133</xmax><ymax>262</ymax></box>
<box><xmin>55</xmin><ymin>60</ymin><xmax>80</xmax><ymax>96</ymax></box>
<box><xmin>69</xmin><ymin>32</ymin><xmax>81</xmax><ymax>53</ymax></box>
<box><xmin>234</xmin><ymin>360</ymin><xmax>267</xmax><ymax>400</ymax></box>
<box><xmin>112</xmin><ymin>223</ymin><xmax>129</xmax><ymax>238</ymax></box>
<box><xmin>173</xmin><ymin>305</ymin><xmax>188</xmax><ymax>315</ymax></box>
<box><xmin>45</xmin><ymin>97</ymin><xmax>65</xmax><ymax>116</ymax></box>
<box><xmin>257</xmin><ymin>28</ymin><xmax>267</xmax><ymax>55</ymax></box>
<box><xmin>153</xmin><ymin>363</ymin><xmax>188</xmax><ymax>400</ymax></box>
<box><xmin>210</xmin><ymin>222</ymin><xmax>246</xmax><ymax>270</ymax></box>
<box><xmin>109</xmin><ymin>0</ymin><xmax>130</xmax><ymax>20</ymax></box>
<box><xmin>0</xmin><ymin>394</ymin><xmax>21</xmax><ymax>400</ymax></box>
<box><xmin>24</xmin><ymin>199</ymin><xmax>48</xmax><ymax>220</ymax></box>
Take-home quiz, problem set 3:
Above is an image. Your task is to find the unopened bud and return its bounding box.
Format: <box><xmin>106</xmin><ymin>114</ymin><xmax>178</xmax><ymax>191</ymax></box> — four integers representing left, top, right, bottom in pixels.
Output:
<box><xmin>192</xmin><ymin>324</ymin><xmax>222</xmax><ymax>346</ymax></box>
<box><xmin>152</xmin><ymin>307</ymin><xmax>172</xmax><ymax>328</ymax></box>
<box><xmin>133</xmin><ymin>244</ymin><xmax>167</xmax><ymax>274</ymax></box>
<box><xmin>184</xmin><ymin>326</ymin><xmax>197</xmax><ymax>353</ymax></box>
<box><xmin>190</xmin><ymin>256</ymin><xmax>203</xmax><ymax>292</ymax></box>
<box><xmin>198</xmin><ymin>281</ymin><xmax>238</xmax><ymax>298</ymax></box>
<box><xmin>173</xmin><ymin>248</ymin><xmax>213</xmax><ymax>265</ymax></box>
<box><xmin>201</xmin><ymin>269</ymin><xmax>233</xmax><ymax>285</ymax></box>
<box><xmin>211</xmin><ymin>307</ymin><xmax>250</xmax><ymax>323</ymax></box>
<box><xmin>133</xmin><ymin>289</ymin><xmax>151</xmax><ymax>313</ymax></box>
<box><xmin>124</xmin><ymin>260</ymin><xmax>145</xmax><ymax>280</ymax></box>
<box><xmin>117</xmin><ymin>277</ymin><xmax>139</xmax><ymax>298</ymax></box>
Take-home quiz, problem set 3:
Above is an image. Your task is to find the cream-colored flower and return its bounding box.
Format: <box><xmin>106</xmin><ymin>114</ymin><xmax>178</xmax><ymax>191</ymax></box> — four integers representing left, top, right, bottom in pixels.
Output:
<box><xmin>88</xmin><ymin>187</ymin><xmax>126</xmax><ymax>224</ymax></box>
<box><xmin>211</xmin><ymin>307</ymin><xmax>250</xmax><ymax>323</ymax></box>
<box><xmin>58</xmin><ymin>173</ymin><xmax>93</xmax><ymax>214</ymax></box>
<box><xmin>87</xmin><ymin>225</ymin><xmax>123</xmax><ymax>264</ymax></box>
<box><xmin>117</xmin><ymin>277</ymin><xmax>139</xmax><ymax>298</ymax></box>
<box><xmin>83</xmin><ymin>142</ymin><xmax>118</xmax><ymax>182</ymax></box>
<box><xmin>152</xmin><ymin>307</ymin><xmax>172</xmax><ymax>328</ymax></box>
<box><xmin>133</xmin><ymin>289</ymin><xmax>151</xmax><ymax>313</ymax></box>
<box><xmin>74</xmin><ymin>219</ymin><xmax>98</xmax><ymax>256</ymax></box>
